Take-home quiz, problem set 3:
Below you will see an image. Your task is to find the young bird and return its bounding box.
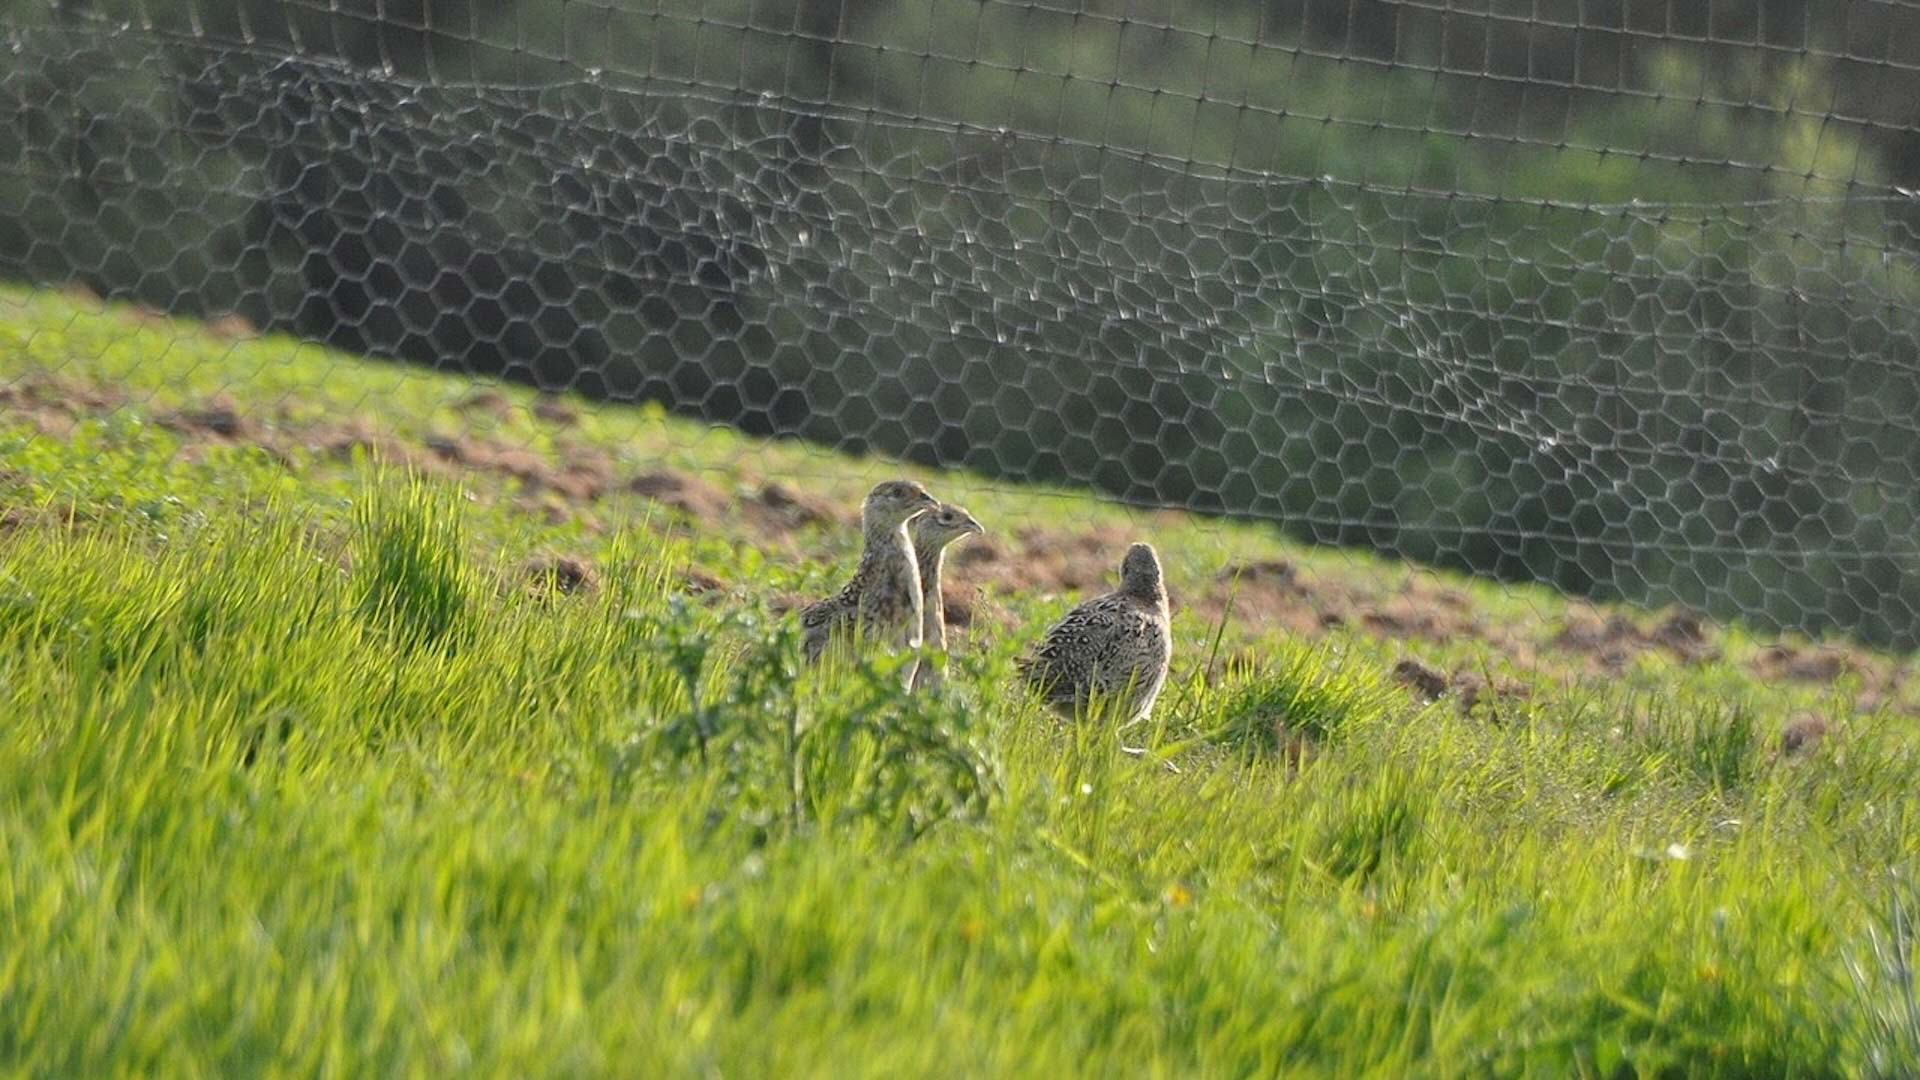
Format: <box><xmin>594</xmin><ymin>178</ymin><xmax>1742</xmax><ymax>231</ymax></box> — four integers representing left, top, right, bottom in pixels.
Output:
<box><xmin>799</xmin><ymin>479</ymin><xmax>941</xmax><ymax>669</ymax></box>
<box><xmin>1017</xmin><ymin>542</ymin><xmax>1172</xmax><ymax>723</ymax></box>
<box><xmin>908</xmin><ymin>502</ymin><xmax>986</xmax><ymax>690</ymax></box>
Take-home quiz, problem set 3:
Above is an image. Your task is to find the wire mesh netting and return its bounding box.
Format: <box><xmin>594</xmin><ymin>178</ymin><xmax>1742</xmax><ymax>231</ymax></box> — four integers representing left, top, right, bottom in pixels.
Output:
<box><xmin>5</xmin><ymin>0</ymin><xmax>1920</xmax><ymax>647</ymax></box>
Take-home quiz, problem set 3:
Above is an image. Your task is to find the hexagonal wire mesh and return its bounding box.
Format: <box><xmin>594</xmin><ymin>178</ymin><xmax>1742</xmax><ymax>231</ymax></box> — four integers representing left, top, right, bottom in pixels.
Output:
<box><xmin>3</xmin><ymin>0</ymin><xmax>1920</xmax><ymax>656</ymax></box>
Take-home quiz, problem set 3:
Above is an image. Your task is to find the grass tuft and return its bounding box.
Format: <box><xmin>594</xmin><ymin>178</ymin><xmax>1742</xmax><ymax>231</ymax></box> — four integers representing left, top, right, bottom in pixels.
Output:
<box><xmin>1643</xmin><ymin>697</ymin><xmax>1766</xmax><ymax>792</ymax></box>
<box><xmin>350</xmin><ymin>472</ymin><xmax>478</xmax><ymax>654</ymax></box>
<box><xmin>1202</xmin><ymin>642</ymin><xmax>1398</xmax><ymax>756</ymax></box>
<box><xmin>1309</xmin><ymin>767</ymin><xmax>1432</xmax><ymax>885</ymax></box>
<box><xmin>1847</xmin><ymin>875</ymin><xmax>1920</xmax><ymax>1078</ymax></box>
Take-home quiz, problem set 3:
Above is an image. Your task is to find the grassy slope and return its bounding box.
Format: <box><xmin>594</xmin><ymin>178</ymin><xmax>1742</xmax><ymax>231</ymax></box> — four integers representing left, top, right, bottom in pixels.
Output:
<box><xmin>1</xmin><ymin>284</ymin><xmax>1918</xmax><ymax>1075</ymax></box>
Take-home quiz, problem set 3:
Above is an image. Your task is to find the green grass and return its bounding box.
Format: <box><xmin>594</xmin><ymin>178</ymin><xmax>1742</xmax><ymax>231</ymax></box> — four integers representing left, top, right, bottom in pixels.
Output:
<box><xmin>2</xmin><ymin>284</ymin><xmax>1919</xmax><ymax>1074</ymax></box>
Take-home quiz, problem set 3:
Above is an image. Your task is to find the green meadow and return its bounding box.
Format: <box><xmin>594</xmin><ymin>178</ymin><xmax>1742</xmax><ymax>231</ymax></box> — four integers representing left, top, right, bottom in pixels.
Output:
<box><xmin>1</xmin><ymin>284</ymin><xmax>1917</xmax><ymax>1076</ymax></box>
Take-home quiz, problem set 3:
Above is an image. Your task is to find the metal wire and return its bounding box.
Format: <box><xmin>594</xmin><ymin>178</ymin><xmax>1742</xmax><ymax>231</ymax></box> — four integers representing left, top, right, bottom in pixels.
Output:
<box><xmin>4</xmin><ymin>0</ymin><xmax>1920</xmax><ymax>644</ymax></box>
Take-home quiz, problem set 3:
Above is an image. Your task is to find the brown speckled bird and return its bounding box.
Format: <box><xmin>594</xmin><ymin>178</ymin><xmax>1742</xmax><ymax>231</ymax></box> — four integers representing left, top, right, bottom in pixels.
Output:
<box><xmin>799</xmin><ymin>479</ymin><xmax>940</xmax><ymax>668</ymax></box>
<box><xmin>908</xmin><ymin>502</ymin><xmax>985</xmax><ymax>690</ymax></box>
<box><xmin>1017</xmin><ymin>542</ymin><xmax>1172</xmax><ymax>723</ymax></box>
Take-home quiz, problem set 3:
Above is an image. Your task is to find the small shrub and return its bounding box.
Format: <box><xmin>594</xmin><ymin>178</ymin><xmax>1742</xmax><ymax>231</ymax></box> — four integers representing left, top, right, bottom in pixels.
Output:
<box><xmin>799</xmin><ymin>663</ymin><xmax>999</xmax><ymax>839</ymax></box>
<box><xmin>612</xmin><ymin>597</ymin><xmax>997</xmax><ymax>840</ymax></box>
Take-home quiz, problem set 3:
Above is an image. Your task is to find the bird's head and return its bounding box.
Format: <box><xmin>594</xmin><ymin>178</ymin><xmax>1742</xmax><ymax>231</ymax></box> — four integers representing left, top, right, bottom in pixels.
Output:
<box><xmin>1119</xmin><ymin>542</ymin><xmax>1166</xmax><ymax>602</ymax></box>
<box><xmin>862</xmin><ymin>479</ymin><xmax>940</xmax><ymax>531</ymax></box>
<box><xmin>913</xmin><ymin>502</ymin><xmax>986</xmax><ymax>552</ymax></box>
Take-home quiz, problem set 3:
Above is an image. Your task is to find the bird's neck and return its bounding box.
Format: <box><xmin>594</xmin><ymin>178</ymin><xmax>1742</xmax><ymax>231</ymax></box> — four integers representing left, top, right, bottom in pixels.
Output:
<box><xmin>860</xmin><ymin>518</ymin><xmax>913</xmax><ymax>565</ymax></box>
<box><xmin>917</xmin><ymin>543</ymin><xmax>948</xmax><ymax>637</ymax></box>
<box><xmin>915</xmin><ymin>541</ymin><xmax>947</xmax><ymax>592</ymax></box>
<box><xmin>1121</xmin><ymin>578</ymin><xmax>1167</xmax><ymax>611</ymax></box>
<box><xmin>864</xmin><ymin>511</ymin><xmax>913</xmax><ymax>545</ymax></box>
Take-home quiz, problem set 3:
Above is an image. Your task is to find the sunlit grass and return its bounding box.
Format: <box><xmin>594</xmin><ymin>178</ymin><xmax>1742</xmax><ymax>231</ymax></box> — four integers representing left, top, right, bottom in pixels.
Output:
<box><xmin>0</xmin><ymin>286</ymin><xmax>1917</xmax><ymax>1073</ymax></box>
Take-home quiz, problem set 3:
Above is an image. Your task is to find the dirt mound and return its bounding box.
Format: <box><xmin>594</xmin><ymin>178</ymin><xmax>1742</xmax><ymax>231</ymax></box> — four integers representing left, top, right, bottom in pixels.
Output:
<box><xmin>1191</xmin><ymin>559</ymin><xmax>1335</xmax><ymax>637</ymax></box>
<box><xmin>1555</xmin><ymin>615</ymin><xmax>1639</xmax><ymax>671</ymax></box>
<box><xmin>1453</xmin><ymin>671</ymin><xmax>1532</xmax><ymax>720</ymax></box>
<box><xmin>1194</xmin><ymin>560</ymin><xmax>1504</xmax><ymax>653</ymax></box>
<box><xmin>421</xmin><ymin>434</ymin><xmax>621</xmax><ymax>500</ymax></box>
<box><xmin>940</xmin><ymin>589</ymin><xmax>975</xmax><ymax>628</ymax></box>
<box><xmin>1221</xmin><ymin>560</ymin><xmax>1299</xmax><ymax>587</ymax></box>
<box><xmin>532</xmin><ymin>395</ymin><xmax>578</xmax><ymax>426</ymax></box>
<box><xmin>525</xmin><ymin>554</ymin><xmax>596</xmax><ymax>595</ymax></box>
<box><xmin>1359</xmin><ymin>593</ymin><xmax>1489</xmax><ymax>644</ymax></box>
<box><xmin>305</xmin><ymin>419</ymin><xmax>419</xmax><ymax>468</ymax></box>
<box><xmin>0</xmin><ymin>373</ymin><xmax>126</xmax><ymax>434</ymax></box>
<box><xmin>979</xmin><ymin>526</ymin><xmax>1135</xmax><ymax>595</ymax></box>
<box><xmin>1753</xmin><ymin>644</ymin><xmax>1856</xmax><ymax>683</ymax></box>
<box><xmin>455</xmin><ymin>390</ymin><xmax>513</xmax><ymax>420</ymax></box>
<box><xmin>548</xmin><ymin>450</ymin><xmax>616</xmax><ymax>501</ymax></box>
<box><xmin>1391</xmin><ymin>658</ymin><xmax>1450</xmax><ymax>701</ymax></box>
<box><xmin>1779</xmin><ymin>713</ymin><xmax>1829</xmax><ymax>758</ymax></box>
<box><xmin>626</xmin><ymin>469</ymin><xmax>730</xmax><ymax>522</ymax></box>
<box><xmin>1649</xmin><ymin>611</ymin><xmax>1711</xmax><ymax>656</ymax></box>
<box><xmin>1391</xmin><ymin>657</ymin><xmax>1530</xmax><ymax>718</ymax></box>
<box><xmin>748</xmin><ymin>481</ymin><xmax>844</xmax><ymax>532</ymax></box>
<box><xmin>950</xmin><ymin>537</ymin><xmax>1008</xmax><ymax>569</ymax></box>
<box><xmin>1550</xmin><ymin>608</ymin><xmax>1719</xmax><ymax>671</ymax></box>
<box><xmin>157</xmin><ymin>396</ymin><xmax>254</xmax><ymax>440</ymax></box>
<box><xmin>943</xmin><ymin>587</ymin><xmax>1015</xmax><ymax>633</ymax></box>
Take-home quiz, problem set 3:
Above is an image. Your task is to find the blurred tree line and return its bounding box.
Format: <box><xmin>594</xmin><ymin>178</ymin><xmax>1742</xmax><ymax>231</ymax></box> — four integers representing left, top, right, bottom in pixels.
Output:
<box><xmin>4</xmin><ymin>0</ymin><xmax>1920</xmax><ymax>645</ymax></box>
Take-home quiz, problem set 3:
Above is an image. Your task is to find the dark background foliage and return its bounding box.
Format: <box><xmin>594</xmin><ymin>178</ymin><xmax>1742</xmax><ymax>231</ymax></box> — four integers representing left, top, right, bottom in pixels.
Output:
<box><xmin>5</xmin><ymin>0</ymin><xmax>1920</xmax><ymax>644</ymax></box>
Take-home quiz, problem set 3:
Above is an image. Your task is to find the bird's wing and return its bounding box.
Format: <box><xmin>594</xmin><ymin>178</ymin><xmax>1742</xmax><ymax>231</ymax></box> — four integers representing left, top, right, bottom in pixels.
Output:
<box><xmin>1019</xmin><ymin>596</ymin><xmax>1126</xmax><ymax>683</ymax></box>
<box><xmin>799</xmin><ymin>591</ymin><xmax>850</xmax><ymax>630</ymax></box>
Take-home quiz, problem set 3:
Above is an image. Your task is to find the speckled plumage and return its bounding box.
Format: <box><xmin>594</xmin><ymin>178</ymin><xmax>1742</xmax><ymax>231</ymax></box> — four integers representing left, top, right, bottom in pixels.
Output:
<box><xmin>908</xmin><ymin>503</ymin><xmax>985</xmax><ymax>691</ymax></box>
<box><xmin>1017</xmin><ymin>542</ymin><xmax>1172</xmax><ymax>722</ymax></box>
<box><xmin>799</xmin><ymin>480</ymin><xmax>940</xmax><ymax>669</ymax></box>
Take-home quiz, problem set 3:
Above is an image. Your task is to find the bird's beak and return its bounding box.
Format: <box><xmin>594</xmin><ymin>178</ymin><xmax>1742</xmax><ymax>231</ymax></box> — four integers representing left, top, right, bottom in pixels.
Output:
<box><xmin>966</xmin><ymin>518</ymin><xmax>985</xmax><ymax>535</ymax></box>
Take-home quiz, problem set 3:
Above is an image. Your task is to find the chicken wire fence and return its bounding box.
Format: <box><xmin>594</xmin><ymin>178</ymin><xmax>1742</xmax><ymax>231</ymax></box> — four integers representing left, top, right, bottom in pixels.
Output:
<box><xmin>4</xmin><ymin>0</ymin><xmax>1920</xmax><ymax>647</ymax></box>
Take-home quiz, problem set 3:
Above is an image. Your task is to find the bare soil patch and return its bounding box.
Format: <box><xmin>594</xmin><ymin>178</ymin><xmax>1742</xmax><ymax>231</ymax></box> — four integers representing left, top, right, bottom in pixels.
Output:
<box><xmin>1390</xmin><ymin>657</ymin><xmax>1531</xmax><ymax>718</ymax></box>
<box><xmin>1391</xmin><ymin>658</ymin><xmax>1450</xmax><ymax>702</ymax></box>
<box><xmin>1192</xmin><ymin>559</ymin><xmax>1524</xmax><ymax>663</ymax></box>
<box><xmin>1453</xmin><ymin>671</ymin><xmax>1533</xmax><ymax>721</ymax></box>
<box><xmin>1549</xmin><ymin>607</ymin><xmax>1720</xmax><ymax>671</ymax></box>
<box><xmin>980</xmin><ymin>526</ymin><xmax>1136</xmax><ymax>596</ymax></box>
<box><xmin>1193</xmin><ymin>560</ymin><xmax>1337</xmax><ymax>638</ymax></box>
<box><xmin>749</xmin><ymin>481</ymin><xmax>845</xmax><ymax>532</ymax></box>
<box><xmin>1754</xmin><ymin>644</ymin><xmax>1857</xmax><ymax>684</ymax></box>
<box><xmin>157</xmin><ymin>395</ymin><xmax>255</xmax><ymax>441</ymax></box>
<box><xmin>1778</xmin><ymin>713</ymin><xmax>1830</xmax><ymax>758</ymax></box>
<box><xmin>455</xmin><ymin>390</ymin><xmax>513</xmax><ymax>421</ymax></box>
<box><xmin>0</xmin><ymin>373</ymin><xmax>126</xmax><ymax>435</ymax></box>
<box><xmin>525</xmin><ymin>554</ymin><xmax>596</xmax><ymax>596</ymax></box>
<box><xmin>532</xmin><ymin>395</ymin><xmax>578</xmax><ymax>426</ymax></box>
<box><xmin>203</xmin><ymin>313</ymin><xmax>259</xmax><ymax>340</ymax></box>
<box><xmin>626</xmin><ymin>469</ymin><xmax>731</xmax><ymax>522</ymax></box>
